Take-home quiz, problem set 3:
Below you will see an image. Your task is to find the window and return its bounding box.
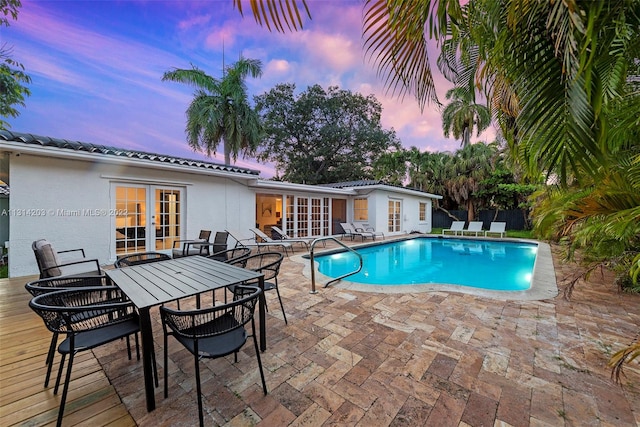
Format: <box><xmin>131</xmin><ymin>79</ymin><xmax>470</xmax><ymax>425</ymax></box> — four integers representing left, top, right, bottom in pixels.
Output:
<box><xmin>353</xmin><ymin>198</ymin><xmax>368</xmax><ymax>221</ymax></box>
<box><xmin>419</xmin><ymin>202</ymin><xmax>426</xmax><ymax>221</ymax></box>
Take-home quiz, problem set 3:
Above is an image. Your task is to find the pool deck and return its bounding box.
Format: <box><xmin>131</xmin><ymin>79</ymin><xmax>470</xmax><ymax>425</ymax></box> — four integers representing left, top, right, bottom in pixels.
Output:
<box><xmin>3</xmin><ymin>235</ymin><xmax>639</xmax><ymax>426</ymax></box>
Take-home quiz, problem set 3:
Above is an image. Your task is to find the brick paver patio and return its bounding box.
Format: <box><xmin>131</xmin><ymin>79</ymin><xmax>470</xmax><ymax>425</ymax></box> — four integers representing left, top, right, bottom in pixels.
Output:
<box><xmin>95</xmin><ymin>241</ymin><xmax>640</xmax><ymax>426</ymax></box>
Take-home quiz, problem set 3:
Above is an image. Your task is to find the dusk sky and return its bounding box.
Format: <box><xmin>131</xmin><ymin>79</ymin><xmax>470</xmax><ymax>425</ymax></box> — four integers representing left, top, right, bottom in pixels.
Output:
<box><xmin>4</xmin><ymin>1</ymin><xmax>494</xmax><ymax>177</ymax></box>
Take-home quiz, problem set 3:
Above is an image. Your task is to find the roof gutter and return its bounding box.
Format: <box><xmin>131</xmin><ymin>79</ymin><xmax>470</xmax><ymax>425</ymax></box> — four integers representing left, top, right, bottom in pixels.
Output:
<box><xmin>345</xmin><ymin>184</ymin><xmax>442</xmax><ymax>199</ymax></box>
<box><xmin>249</xmin><ymin>179</ymin><xmax>356</xmax><ymax>195</ymax></box>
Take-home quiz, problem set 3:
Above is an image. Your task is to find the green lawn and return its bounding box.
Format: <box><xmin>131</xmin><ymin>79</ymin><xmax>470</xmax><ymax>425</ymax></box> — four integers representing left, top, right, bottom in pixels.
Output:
<box><xmin>0</xmin><ymin>264</ymin><xmax>7</xmax><ymax>279</ymax></box>
<box><xmin>429</xmin><ymin>228</ymin><xmax>533</xmax><ymax>239</ymax></box>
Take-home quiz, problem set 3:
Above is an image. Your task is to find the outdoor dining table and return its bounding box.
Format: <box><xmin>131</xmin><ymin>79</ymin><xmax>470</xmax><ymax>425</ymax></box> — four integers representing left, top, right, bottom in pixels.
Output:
<box><xmin>105</xmin><ymin>255</ymin><xmax>265</xmax><ymax>412</ymax></box>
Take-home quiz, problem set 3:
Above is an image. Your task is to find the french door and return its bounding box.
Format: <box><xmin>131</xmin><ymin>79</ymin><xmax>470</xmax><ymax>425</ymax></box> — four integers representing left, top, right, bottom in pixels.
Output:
<box><xmin>388</xmin><ymin>199</ymin><xmax>402</xmax><ymax>233</ymax></box>
<box><xmin>112</xmin><ymin>184</ymin><xmax>183</xmax><ymax>256</ymax></box>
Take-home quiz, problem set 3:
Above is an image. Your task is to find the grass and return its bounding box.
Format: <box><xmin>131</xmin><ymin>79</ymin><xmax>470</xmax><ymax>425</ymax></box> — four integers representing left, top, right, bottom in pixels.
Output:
<box><xmin>0</xmin><ymin>264</ymin><xmax>7</xmax><ymax>279</ymax></box>
<box><xmin>429</xmin><ymin>228</ymin><xmax>534</xmax><ymax>239</ymax></box>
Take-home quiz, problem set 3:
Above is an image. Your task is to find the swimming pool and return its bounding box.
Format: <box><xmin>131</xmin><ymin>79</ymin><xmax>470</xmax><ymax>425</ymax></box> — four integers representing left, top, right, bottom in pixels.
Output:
<box><xmin>307</xmin><ymin>236</ymin><xmax>557</xmax><ymax>299</ymax></box>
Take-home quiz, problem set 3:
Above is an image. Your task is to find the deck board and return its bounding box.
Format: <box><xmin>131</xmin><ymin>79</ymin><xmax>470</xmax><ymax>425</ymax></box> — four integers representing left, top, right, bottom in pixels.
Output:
<box><xmin>0</xmin><ymin>274</ymin><xmax>136</xmax><ymax>427</ymax></box>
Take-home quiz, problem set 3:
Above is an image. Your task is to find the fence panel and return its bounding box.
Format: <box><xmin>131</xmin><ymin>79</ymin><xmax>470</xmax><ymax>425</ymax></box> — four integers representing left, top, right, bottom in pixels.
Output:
<box><xmin>432</xmin><ymin>209</ymin><xmax>528</xmax><ymax>231</ymax></box>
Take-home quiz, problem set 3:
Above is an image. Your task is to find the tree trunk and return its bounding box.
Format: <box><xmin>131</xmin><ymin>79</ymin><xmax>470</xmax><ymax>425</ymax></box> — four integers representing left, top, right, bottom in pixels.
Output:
<box><xmin>467</xmin><ymin>199</ymin><xmax>475</xmax><ymax>222</ymax></box>
<box><xmin>224</xmin><ymin>141</ymin><xmax>231</xmax><ymax>165</ymax></box>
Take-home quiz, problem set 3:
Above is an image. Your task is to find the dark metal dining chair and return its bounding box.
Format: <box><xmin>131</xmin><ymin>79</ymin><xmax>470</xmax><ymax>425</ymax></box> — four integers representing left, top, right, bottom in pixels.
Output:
<box><xmin>114</xmin><ymin>251</ymin><xmax>171</xmax><ymax>268</ymax></box>
<box><xmin>25</xmin><ymin>275</ymin><xmax>107</xmax><ymax>387</ymax></box>
<box><xmin>229</xmin><ymin>252</ymin><xmax>287</xmax><ymax>324</ymax></box>
<box><xmin>171</xmin><ymin>229</ymin><xmax>212</xmax><ymax>258</ymax></box>
<box><xmin>29</xmin><ymin>286</ymin><xmax>144</xmax><ymax>427</ymax></box>
<box><xmin>206</xmin><ymin>246</ymin><xmax>251</xmax><ymax>264</ymax></box>
<box><xmin>160</xmin><ymin>285</ymin><xmax>267</xmax><ymax>427</ymax></box>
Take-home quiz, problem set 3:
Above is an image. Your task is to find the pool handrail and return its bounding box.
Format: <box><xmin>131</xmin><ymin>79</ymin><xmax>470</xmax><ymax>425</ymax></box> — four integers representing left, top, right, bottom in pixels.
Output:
<box><xmin>309</xmin><ymin>237</ymin><xmax>363</xmax><ymax>293</ymax></box>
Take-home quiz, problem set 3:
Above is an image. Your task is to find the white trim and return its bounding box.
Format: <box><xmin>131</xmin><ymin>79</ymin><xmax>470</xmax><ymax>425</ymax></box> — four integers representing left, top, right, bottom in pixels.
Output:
<box><xmin>102</xmin><ymin>175</ymin><xmax>194</xmax><ymax>186</ymax></box>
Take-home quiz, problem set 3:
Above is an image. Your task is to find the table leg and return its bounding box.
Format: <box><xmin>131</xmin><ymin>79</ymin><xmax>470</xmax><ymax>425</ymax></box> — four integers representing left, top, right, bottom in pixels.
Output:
<box><xmin>259</xmin><ymin>275</ymin><xmax>266</xmax><ymax>351</ymax></box>
<box><xmin>139</xmin><ymin>307</ymin><xmax>156</xmax><ymax>411</ymax></box>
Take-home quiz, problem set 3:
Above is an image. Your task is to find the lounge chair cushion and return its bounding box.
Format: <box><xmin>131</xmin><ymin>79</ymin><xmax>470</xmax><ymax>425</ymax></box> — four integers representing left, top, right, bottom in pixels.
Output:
<box><xmin>34</xmin><ymin>239</ymin><xmax>61</xmax><ymax>277</ymax></box>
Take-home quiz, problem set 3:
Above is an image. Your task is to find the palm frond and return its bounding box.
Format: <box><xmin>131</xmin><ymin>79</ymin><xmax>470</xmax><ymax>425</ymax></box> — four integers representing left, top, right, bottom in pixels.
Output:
<box><xmin>363</xmin><ymin>0</ymin><xmax>449</xmax><ymax>109</ymax></box>
<box><xmin>233</xmin><ymin>0</ymin><xmax>311</xmax><ymax>32</ymax></box>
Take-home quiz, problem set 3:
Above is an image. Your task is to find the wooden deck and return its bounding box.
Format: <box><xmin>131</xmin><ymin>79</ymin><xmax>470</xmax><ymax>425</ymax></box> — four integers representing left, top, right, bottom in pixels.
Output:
<box><xmin>0</xmin><ymin>274</ymin><xmax>136</xmax><ymax>427</ymax></box>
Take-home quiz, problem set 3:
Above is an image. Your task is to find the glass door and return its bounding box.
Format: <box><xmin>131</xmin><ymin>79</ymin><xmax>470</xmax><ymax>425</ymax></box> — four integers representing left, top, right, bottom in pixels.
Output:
<box><xmin>113</xmin><ymin>184</ymin><xmax>183</xmax><ymax>256</ymax></box>
<box><xmin>388</xmin><ymin>199</ymin><xmax>401</xmax><ymax>232</ymax></box>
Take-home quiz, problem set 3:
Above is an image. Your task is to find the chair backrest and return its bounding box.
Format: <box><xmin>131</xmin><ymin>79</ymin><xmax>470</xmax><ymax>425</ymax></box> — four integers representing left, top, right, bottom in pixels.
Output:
<box><xmin>198</xmin><ymin>230</ymin><xmax>212</xmax><ymax>241</ymax></box>
<box><xmin>250</xmin><ymin>228</ymin><xmax>272</xmax><ymax>242</ymax></box>
<box><xmin>489</xmin><ymin>222</ymin><xmax>506</xmax><ymax>232</ymax></box>
<box><xmin>212</xmin><ymin>231</ymin><xmax>229</xmax><ymax>253</ymax></box>
<box><xmin>270</xmin><ymin>226</ymin><xmax>287</xmax><ymax>239</ymax></box>
<box><xmin>160</xmin><ymin>285</ymin><xmax>261</xmax><ymax>340</ymax></box>
<box><xmin>25</xmin><ymin>275</ymin><xmax>107</xmax><ymax>297</ymax></box>
<box><xmin>224</xmin><ymin>229</ymin><xmax>251</xmax><ymax>248</ymax></box>
<box><xmin>449</xmin><ymin>221</ymin><xmax>465</xmax><ymax>231</ymax></box>
<box><xmin>353</xmin><ymin>222</ymin><xmax>372</xmax><ymax>231</ymax></box>
<box><xmin>207</xmin><ymin>247</ymin><xmax>251</xmax><ymax>263</ymax></box>
<box><xmin>467</xmin><ymin>221</ymin><xmax>483</xmax><ymax>232</ymax></box>
<box><xmin>230</xmin><ymin>252</ymin><xmax>283</xmax><ymax>282</ymax></box>
<box><xmin>29</xmin><ymin>286</ymin><xmax>137</xmax><ymax>335</ymax></box>
<box><xmin>340</xmin><ymin>223</ymin><xmax>355</xmax><ymax>233</ymax></box>
<box><xmin>114</xmin><ymin>252</ymin><xmax>171</xmax><ymax>268</ymax></box>
<box><xmin>32</xmin><ymin>239</ymin><xmax>62</xmax><ymax>278</ymax></box>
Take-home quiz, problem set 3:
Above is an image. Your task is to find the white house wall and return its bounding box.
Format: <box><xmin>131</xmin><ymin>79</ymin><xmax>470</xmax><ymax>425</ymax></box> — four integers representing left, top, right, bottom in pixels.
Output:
<box><xmin>359</xmin><ymin>190</ymin><xmax>433</xmax><ymax>235</ymax></box>
<box><xmin>7</xmin><ymin>153</ymin><xmax>254</xmax><ymax>277</ymax></box>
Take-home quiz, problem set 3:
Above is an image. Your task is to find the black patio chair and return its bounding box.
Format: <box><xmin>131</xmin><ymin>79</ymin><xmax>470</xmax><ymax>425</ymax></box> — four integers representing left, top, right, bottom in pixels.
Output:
<box><xmin>229</xmin><ymin>252</ymin><xmax>287</xmax><ymax>324</ymax></box>
<box><xmin>160</xmin><ymin>285</ymin><xmax>267</xmax><ymax>427</ymax></box>
<box><xmin>29</xmin><ymin>286</ymin><xmax>145</xmax><ymax>427</ymax></box>
<box><xmin>114</xmin><ymin>251</ymin><xmax>171</xmax><ymax>268</ymax></box>
<box><xmin>206</xmin><ymin>246</ymin><xmax>251</xmax><ymax>264</ymax></box>
<box><xmin>172</xmin><ymin>230</ymin><xmax>212</xmax><ymax>258</ymax></box>
<box><xmin>25</xmin><ymin>275</ymin><xmax>107</xmax><ymax>387</ymax></box>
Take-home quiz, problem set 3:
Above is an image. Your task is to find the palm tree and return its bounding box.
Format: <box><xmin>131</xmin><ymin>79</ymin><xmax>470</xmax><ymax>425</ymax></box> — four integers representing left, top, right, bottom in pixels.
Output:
<box><xmin>445</xmin><ymin>142</ymin><xmax>496</xmax><ymax>222</ymax></box>
<box><xmin>162</xmin><ymin>57</ymin><xmax>263</xmax><ymax>165</ymax></box>
<box><xmin>441</xmin><ymin>87</ymin><xmax>491</xmax><ymax>148</ymax></box>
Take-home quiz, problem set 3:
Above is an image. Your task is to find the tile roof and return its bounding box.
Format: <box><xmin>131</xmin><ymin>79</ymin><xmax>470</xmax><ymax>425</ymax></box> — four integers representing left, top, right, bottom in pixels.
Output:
<box><xmin>0</xmin><ymin>130</ymin><xmax>260</xmax><ymax>176</ymax></box>
<box><xmin>321</xmin><ymin>179</ymin><xmax>436</xmax><ymax>195</ymax></box>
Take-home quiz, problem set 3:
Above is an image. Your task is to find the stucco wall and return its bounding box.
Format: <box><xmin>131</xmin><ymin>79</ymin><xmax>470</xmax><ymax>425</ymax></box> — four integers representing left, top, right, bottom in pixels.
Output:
<box><xmin>366</xmin><ymin>190</ymin><xmax>433</xmax><ymax>235</ymax></box>
<box><xmin>7</xmin><ymin>153</ymin><xmax>254</xmax><ymax>277</ymax></box>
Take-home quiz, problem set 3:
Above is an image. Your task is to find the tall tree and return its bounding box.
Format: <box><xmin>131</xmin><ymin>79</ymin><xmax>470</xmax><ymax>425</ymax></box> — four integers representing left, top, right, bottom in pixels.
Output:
<box><xmin>372</xmin><ymin>150</ymin><xmax>407</xmax><ymax>186</ymax></box>
<box><xmin>255</xmin><ymin>83</ymin><xmax>401</xmax><ymax>184</ymax></box>
<box><xmin>441</xmin><ymin>87</ymin><xmax>491</xmax><ymax>148</ymax></box>
<box><xmin>162</xmin><ymin>57</ymin><xmax>263</xmax><ymax>165</ymax></box>
<box><xmin>1</xmin><ymin>0</ymin><xmax>31</xmax><ymax>130</ymax></box>
<box><xmin>445</xmin><ymin>142</ymin><xmax>496</xmax><ymax>222</ymax></box>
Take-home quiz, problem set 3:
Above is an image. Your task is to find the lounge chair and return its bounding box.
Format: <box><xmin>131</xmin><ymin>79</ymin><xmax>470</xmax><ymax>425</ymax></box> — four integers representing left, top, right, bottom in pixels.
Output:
<box><xmin>340</xmin><ymin>223</ymin><xmax>375</xmax><ymax>241</ymax></box>
<box><xmin>353</xmin><ymin>222</ymin><xmax>384</xmax><ymax>240</ymax></box>
<box><xmin>270</xmin><ymin>226</ymin><xmax>318</xmax><ymax>249</ymax></box>
<box><xmin>461</xmin><ymin>221</ymin><xmax>484</xmax><ymax>236</ymax></box>
<box><xmin>484</xmin><ymin>222</ymin><xmax>506</xmax><ymax>238</ymax></box>
<box><xmin>249</xmin><ymin>228</ymin><xmax>294</xmax><ymax>255</ymax></box>
<box><xmin>442</xmin><ymin>221</ymin><xmax>465</xmax><ymax>236</ymax></box>
<box><xmin>32</xmin><ymin>239</ymin><xmax>102</xmax><ymax>279</ymax></box>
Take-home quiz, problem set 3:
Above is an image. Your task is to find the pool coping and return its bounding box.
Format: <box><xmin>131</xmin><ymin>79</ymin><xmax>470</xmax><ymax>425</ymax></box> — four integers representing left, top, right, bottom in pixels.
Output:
<box><xmin>291</xmin><ymin>235</ymin><xmax>558</xmax><ymax>301</ymax></box>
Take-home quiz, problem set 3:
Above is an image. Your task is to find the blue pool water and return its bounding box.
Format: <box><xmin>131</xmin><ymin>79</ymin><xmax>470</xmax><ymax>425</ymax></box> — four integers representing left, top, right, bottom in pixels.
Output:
<box><xmin>314</xmin><ymin>237</ymin><xmax>538</xmax><ymax>291</ymax></box>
